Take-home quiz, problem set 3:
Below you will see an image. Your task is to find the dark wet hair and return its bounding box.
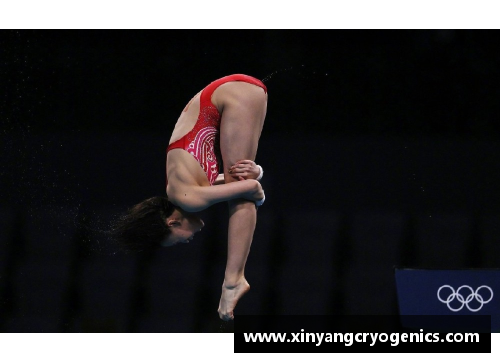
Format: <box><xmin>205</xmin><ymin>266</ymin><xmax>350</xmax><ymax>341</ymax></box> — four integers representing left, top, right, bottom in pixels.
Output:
<box><xmin>111</xmin><ymin>196</ymin><xmax>176</xmax><ymax>253</ymax></box>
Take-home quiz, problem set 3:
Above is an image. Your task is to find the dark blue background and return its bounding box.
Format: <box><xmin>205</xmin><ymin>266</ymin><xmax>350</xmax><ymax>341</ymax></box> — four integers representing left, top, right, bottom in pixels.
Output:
<box><xmin>1</xmin><ymin>30</ymin><xmax>499</xmax><ymax>332</ymax></box>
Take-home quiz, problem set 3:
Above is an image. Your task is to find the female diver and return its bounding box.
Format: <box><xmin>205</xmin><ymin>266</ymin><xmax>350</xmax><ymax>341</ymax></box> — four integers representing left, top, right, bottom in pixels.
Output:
<box><xmin>113</xmin><ymin>74</ymin><xmax>268</xmax><ymax>321</ymax></box>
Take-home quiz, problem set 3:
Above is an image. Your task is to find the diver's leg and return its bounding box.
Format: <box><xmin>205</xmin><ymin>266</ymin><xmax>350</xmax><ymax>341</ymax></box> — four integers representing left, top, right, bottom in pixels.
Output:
<box><xmin>216</xmin><ymin>82</ymin><xmax>267</xmax><ymax>320</ymax></box>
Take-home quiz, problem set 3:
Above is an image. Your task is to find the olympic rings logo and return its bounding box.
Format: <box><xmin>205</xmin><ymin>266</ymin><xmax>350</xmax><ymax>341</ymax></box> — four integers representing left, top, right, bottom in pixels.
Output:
<box><xmin>437</xmin><ymin>285</ymin><xmax>494</xmax><ymax>312</ymax></box>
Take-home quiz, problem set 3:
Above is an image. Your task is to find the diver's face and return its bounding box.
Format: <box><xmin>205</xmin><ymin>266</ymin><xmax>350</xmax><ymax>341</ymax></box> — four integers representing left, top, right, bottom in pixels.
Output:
<box><xmin>162</xmin><ymin>208</ymin><xmax>204</xmax><ymax>247</ymax></box>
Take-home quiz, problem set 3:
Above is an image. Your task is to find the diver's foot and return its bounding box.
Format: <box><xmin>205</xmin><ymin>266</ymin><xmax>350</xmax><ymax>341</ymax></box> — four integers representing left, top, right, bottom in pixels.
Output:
<box><xmin>217</xmin><ymin>278</ymin><xmax>250</xmax><ymax>321</ymax></box>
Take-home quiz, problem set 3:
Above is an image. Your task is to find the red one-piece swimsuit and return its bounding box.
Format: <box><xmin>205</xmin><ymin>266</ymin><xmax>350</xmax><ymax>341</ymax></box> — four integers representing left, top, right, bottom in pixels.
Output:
<box><xmin>166</xmin><ymin>74</ymin><xmax>267</xmax><ymax>187</ymax></box>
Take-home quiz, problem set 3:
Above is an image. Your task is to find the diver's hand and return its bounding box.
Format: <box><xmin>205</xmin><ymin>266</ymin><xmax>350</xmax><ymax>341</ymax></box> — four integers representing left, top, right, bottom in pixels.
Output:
<box><xmin>229</xmin><ymin>160</ymin><xmax>262</xmax><ymax>181</ymax></box>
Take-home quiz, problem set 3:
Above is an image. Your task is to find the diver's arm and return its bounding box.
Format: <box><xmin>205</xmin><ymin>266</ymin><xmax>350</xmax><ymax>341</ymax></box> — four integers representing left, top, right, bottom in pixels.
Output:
<box><xmin>169</xmin><ymin>179</ymin><xmax>264</xmax><ymax>213</ymax></box>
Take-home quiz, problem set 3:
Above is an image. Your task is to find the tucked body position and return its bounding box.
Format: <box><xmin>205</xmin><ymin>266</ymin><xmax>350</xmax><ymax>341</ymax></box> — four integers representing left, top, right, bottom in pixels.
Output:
<box><xmin>113</xmin><ymin>74</ymin><xmax>268</xmax><ymax>320</ymax></box>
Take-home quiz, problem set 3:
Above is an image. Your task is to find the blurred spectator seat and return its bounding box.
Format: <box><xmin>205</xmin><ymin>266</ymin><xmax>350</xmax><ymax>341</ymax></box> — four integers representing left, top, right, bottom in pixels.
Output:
<box><xmin>22</xmin><ymin>206</ymin><xmax>78</xmax><ymax>266</ymax></box>
<box><xmin>78</xmin><ymin>254</ymin><xmax>138</xmax><ymax>332</ymax></box>
<box><xmin>414</xmin><ymin>213</ymin><xmax>471</xmax><ymax>268</ymax></box>
<box><xmin>11</xmin><ymin>260</ymin><xmax>70</xmax><ymax>319</ymax></box>
<box><xmin>0</xmin><ymin>206</ymin><xmax>15</xmax><ymax>273</ymax></box>
<box><xmin>342</xmin><ymin>212</ymin><xmax>406</xmax><ymax>315</ymax></box>
<box><xmin>480</xmin><ymin>214</ymin><xmax>500</xmax><ymax>268</ymax></box>
<box><xmin>139</xmin><ymin>244</ymin><xmax>204</xmax><ymax>332</ymax></box>
<box><xmin>2</xmin><ymin>316</ymin><xmax>61</xmax><ymax>332</ymax></box>
<box><xmin>276</xmin><ymin>210</ymin><xmax>340</xmax><ymax>315</ymax></box>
